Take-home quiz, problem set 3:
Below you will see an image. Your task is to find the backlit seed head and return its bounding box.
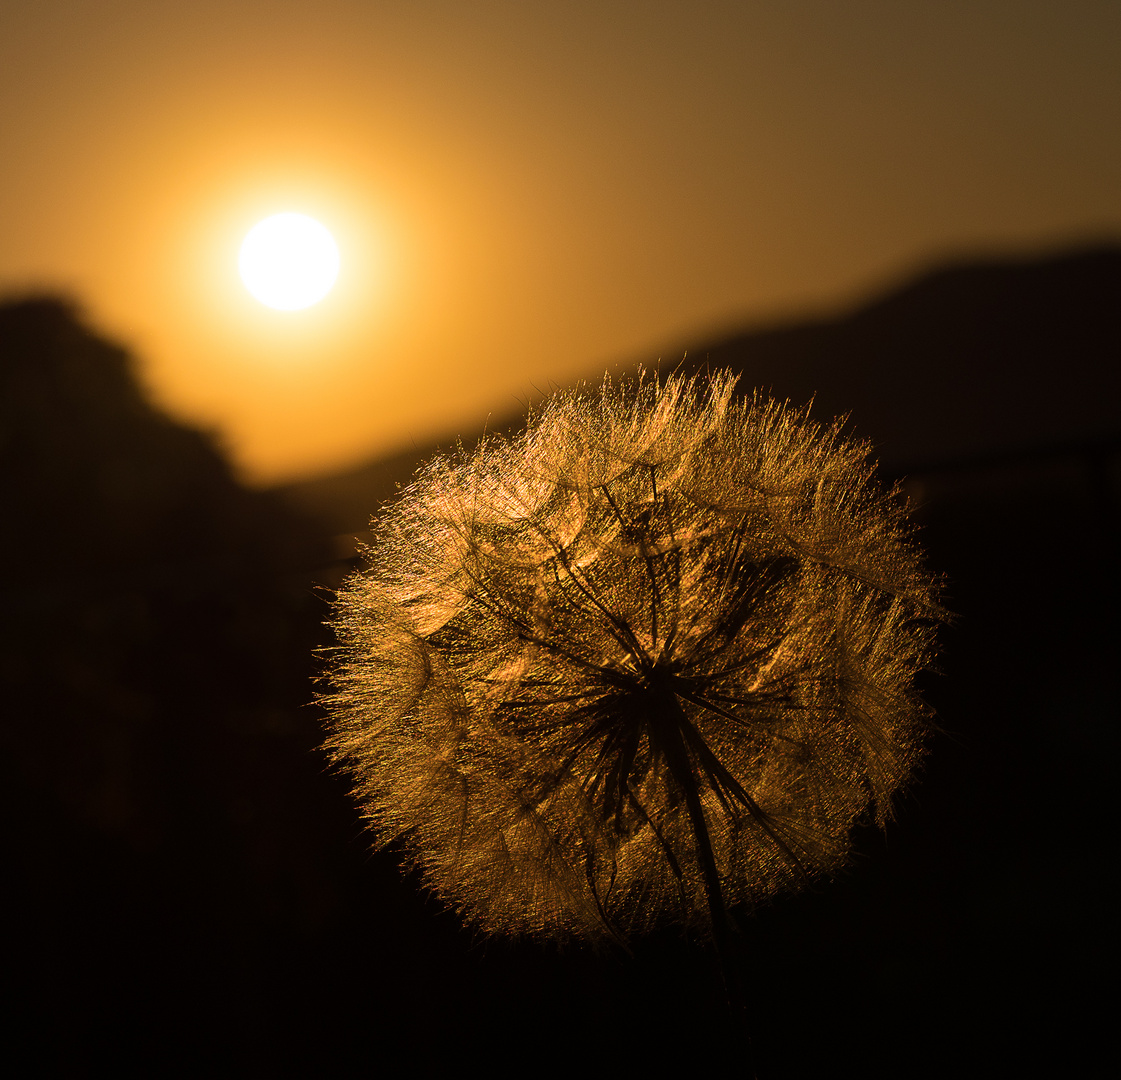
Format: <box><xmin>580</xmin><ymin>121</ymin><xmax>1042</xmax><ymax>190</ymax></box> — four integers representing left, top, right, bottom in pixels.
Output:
<box><xmin>322</xmin><ymin>371</ymin><xmax>942</xmax><ymax>944</ymax></box>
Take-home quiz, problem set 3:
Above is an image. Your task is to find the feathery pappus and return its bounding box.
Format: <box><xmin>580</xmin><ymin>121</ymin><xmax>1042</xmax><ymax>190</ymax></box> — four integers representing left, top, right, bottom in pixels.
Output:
<box><xmin>321</xmin><ymin>370</ymin><xmax>942</xmax><ymax>948</ymax></box>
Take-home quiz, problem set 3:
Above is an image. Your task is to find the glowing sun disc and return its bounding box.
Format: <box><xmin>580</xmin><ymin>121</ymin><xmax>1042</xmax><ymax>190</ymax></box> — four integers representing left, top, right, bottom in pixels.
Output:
<box><xmin>239</xmin><ymin>213</ymin><xmax>340</xmax><ymax>310</ymax></box>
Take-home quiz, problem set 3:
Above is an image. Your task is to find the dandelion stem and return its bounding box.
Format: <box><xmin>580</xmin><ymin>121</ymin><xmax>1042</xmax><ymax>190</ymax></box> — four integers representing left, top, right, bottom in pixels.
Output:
<box><xmin>644</xmin><ymin>671</ymin><xmax>745</xmax><ymax>1014</ymax></box>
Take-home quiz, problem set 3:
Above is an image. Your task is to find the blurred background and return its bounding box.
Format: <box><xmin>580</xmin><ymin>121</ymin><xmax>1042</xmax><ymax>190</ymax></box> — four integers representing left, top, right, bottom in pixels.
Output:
<box><xmin>2</xmin><ymin>2</ymin><xmax>1118</xmax><ymax>1076</ymax></box>
<box><xmin>3</xmin><ymin>0</ymin><xmax>1119</xmax><ymax>485</ymax></box>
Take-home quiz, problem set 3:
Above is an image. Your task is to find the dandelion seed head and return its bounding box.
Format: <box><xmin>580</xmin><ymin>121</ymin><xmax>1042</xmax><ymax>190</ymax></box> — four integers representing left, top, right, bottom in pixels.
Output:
<box><xmin>322</xmin><ymin>370</ymin><xmax>942</xmax><ymax>944</ymax></box>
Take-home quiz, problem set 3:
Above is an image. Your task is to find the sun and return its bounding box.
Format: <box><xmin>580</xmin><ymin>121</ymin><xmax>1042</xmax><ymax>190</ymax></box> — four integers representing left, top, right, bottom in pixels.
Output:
<box><xmin>239</xmin><ymin>213</ymin><xmax>340</xmax><ymax>311</ymax></box>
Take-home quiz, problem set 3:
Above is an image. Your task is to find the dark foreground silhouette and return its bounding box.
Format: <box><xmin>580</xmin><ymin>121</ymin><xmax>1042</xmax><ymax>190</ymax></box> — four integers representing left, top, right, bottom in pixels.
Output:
<box><xmin>3</xmin><ymin>244</ymin><xmax>1117</xmax><ymax>1076</ymax></box>
<box><xmin>1</xmin><ymin>298</ymin><xmax>340</xmax><ymax>1073</ymax></box>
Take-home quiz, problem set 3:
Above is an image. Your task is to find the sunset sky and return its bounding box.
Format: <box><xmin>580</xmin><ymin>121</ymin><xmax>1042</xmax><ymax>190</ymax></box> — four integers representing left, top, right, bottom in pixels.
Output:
<box><xmin>3</xmin><ymin>0</ymin><xmax>1119</xmax><ymax>485</ymax></box>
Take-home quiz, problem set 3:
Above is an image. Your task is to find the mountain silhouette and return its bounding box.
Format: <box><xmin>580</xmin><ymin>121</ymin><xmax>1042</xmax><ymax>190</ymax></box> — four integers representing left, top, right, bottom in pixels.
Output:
<box><xmin>279</xmin><ymin>243</ymin><xmax>1121</xmax><ymax>538</ymax></box>
<box><xmin>3</xmin><ymin>247</ymin><xmax>1115</xmax><ymax>1075</ymax></box>
<box><xmin>0</xmin><ymin>297</ymin><xmax>344</xmax><ymax>1074</ymax></box>
<box><xmin>268</xmin><ymin>245</ymin><xmax>1118</xmax><ymax>1075</ymax></box>
<box><xmin>679</xmin><ymin>243</ymin><xmax>1121</xmax><ymax>471</ymax></box>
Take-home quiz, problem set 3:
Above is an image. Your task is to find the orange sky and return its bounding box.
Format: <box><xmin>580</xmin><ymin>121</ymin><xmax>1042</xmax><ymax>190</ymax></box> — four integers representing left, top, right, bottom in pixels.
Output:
<box><xmin>2</xmin><ymin>1</ymin><xmax>1119</xmax><ymax>485</ymax></box>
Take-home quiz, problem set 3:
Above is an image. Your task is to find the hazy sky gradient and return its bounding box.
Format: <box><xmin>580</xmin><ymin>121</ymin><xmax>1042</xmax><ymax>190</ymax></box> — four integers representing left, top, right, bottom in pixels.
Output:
<box><xmin>3</xmin><ymin>0</ymin><xmax>1118</xmax><ymax>482</ymax></box>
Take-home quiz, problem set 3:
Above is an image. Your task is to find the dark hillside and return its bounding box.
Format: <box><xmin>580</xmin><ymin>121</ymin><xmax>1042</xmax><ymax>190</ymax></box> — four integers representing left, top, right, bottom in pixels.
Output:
<box><xmin>682</xmin><ymin>244</ymin><xmax>1121</xmax><ymax>471</ymax></box>
<box><xmin>4</xmin><ymin>245</ymin><xmax>1116</xmax><ymax>1075</ymax></box>
<box><xmin>280</xmin><ymin>244</ymin><xmax>1121</xmax><ymax>536</ymax></box>
<box><xmin>272</xmin><ymin>244</ymin><xmax>1119</xmax><ymax>1075</ymax></box>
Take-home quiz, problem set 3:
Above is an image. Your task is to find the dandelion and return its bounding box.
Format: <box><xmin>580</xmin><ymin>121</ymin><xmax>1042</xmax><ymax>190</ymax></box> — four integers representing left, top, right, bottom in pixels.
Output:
<box><xmin>321</xmin><ymin>371</ymin><xmax>941</xmax><ymax>960</ymax></box>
